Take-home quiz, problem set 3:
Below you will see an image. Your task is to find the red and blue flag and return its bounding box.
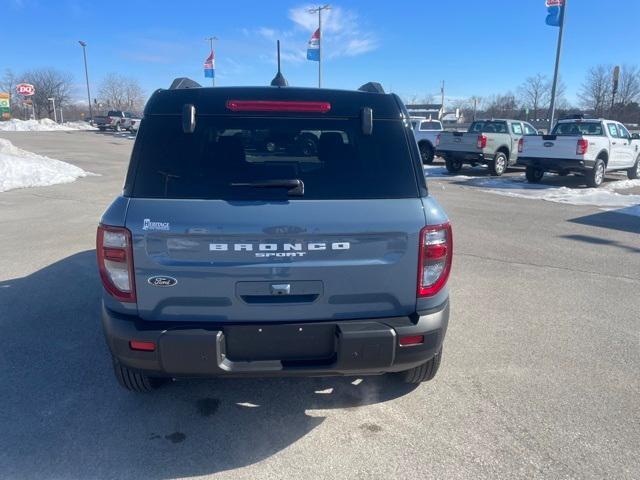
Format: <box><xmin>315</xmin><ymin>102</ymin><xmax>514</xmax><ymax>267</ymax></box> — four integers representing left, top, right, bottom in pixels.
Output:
<box><xmin>307</xmin><ymin>29</ymin><xmax>320</xmax><ymax>62</ymax></box>
<box><xmin>204</xmin><ymin>51</ymin><xmax>215</xmax><ymax>78</ymax></box>
<box><xmin>545</xmin><ymin>0</ymin><xmax>564</xmax><ymax>27</ymax></box>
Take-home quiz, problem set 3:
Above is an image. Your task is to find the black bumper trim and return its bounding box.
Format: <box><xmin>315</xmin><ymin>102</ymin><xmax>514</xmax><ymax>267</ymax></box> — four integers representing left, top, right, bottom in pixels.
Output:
<box><xmin>102</xmin><ymin>301</ymin><xmax>449</xmax><ymax>378</ymax></box>
<box><xmin>518</xmin><ymin>156</ymin><xmax>595</xmax><ymax>171</ymax></box>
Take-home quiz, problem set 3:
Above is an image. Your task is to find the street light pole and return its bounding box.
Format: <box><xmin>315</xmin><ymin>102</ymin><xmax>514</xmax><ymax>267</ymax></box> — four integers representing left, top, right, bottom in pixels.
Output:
<box><xmin>78</xmin><ymin>41</ymin><xmax>93</xmax><ymax>121</ymax></box>
<box><xmin>308</xmin><ymin>4</ymin><xmax>330</xmax><ymax>88</ymax></box>
<box><xmin>48</xmin><ymin>97</ymin><xmax>57</xmax><ymax>123</ymax></box>
<box><xmin>548</xmin><ymin>0</ymin><xmax>566</xmax><ymax>131</ymax></box>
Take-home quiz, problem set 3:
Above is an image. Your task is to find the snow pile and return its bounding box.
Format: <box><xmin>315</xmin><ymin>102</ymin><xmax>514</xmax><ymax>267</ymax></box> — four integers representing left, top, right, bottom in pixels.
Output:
<box><xmin>0</xmin><ymin>138</ymin><xmax>91</xmax><ymax>192</ymax></box>
<box><xmin>474</xmin><ymin>176</ymin><xmax>640</xmax><ymax>209</ymax></box>
<box><xmin>0</xmin><ymin>118</ymin><xmax>96</xmax><ymax>132</ymax></box>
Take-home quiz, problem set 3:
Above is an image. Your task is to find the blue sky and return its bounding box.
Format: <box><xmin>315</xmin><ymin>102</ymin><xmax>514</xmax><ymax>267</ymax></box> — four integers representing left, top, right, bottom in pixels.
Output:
<box><xmin>3</xmin><ymin>0</ymin><xmax>639</xmax><ymax>106</ymax></box>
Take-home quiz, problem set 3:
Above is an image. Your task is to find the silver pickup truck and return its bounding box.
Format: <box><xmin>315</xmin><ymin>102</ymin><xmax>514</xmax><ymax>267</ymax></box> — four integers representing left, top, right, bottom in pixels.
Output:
<box><xmin>436</xmin><ymin>119</ymin><xmax>539</xmax><ymax>176</ymax></box>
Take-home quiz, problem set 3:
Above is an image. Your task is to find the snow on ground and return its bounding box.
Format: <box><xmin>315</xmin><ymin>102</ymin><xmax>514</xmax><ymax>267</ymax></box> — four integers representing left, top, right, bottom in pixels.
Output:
<box><xmin>423</xmin><ymin>163</ymin><xmax>640</xmax><ymax>215</ymax></box>
<box><xmin>0</xmin><ymin>118</ymin><xmax>96</xmax><ymax>132</ymax></box>
<box><xmin>0</xmin><ymin>138</ymin><xmax>92</xmax><ymax>192</ymax></box>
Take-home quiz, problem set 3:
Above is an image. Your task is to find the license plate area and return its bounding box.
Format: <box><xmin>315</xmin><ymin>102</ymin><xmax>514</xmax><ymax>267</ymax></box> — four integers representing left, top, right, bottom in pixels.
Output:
<box><xmin>224</xmin><ymin>323</ymin><xmax>337</xmax><ymax>363</ymax></box>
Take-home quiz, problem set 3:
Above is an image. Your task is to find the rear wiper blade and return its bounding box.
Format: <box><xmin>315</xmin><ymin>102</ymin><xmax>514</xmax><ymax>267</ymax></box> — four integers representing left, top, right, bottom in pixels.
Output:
<box><xmin>230</xmin><ymin>179</ymin><xmax>304</xmax><ymax>196</ymax></box>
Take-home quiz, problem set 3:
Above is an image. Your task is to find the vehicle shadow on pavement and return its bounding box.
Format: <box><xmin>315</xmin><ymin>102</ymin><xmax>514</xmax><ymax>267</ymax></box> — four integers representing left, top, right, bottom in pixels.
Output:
<box><xmin>0</xmin><ymin>250</ymin><xmax>417</xmax><ymax>479</ymax></box>
<box><xmin>568</xmin><ymin>209</ymin><xmax>640</xmax><ymax>235</ymax></box>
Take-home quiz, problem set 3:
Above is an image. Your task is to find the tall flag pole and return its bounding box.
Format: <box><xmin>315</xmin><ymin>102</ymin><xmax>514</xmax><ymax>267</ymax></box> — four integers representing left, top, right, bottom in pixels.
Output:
<box><xmin>205</xmin><ymin>36</ymin><xmax>217</xmax><ymax>87</ymax></box>
<box><xmin>546</xmin><ymin>0</ymin><xmax>566</xmax><ymax>130</ymax></box>
<box><xmin>308</xmin><ymin>5</ymin><xmax>330</xmax><ymax>88</ymax></box>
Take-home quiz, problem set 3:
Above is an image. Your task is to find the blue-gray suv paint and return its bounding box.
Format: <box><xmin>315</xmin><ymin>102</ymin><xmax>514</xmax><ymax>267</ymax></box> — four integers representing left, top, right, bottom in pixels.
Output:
<box><xmin>97</xmin><ymin>83</ymin><xmax>452</xmax><ymax>392</ymax></box>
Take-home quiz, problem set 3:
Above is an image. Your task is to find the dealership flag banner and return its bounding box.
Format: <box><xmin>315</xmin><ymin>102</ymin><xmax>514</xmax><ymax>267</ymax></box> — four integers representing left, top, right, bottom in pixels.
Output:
<box><xmin>307</xmin><ymin>29</ymin><xmax>320</xmax><ymax>61</ymax></box>
<box><xmin>546</xmin><ymin>0</ymin><xmax>564</xmax><ymax>26</ymax></box>
<box><xmin>204</xmin><ymin>51</ymin><xmax>215</xmax><ymax>78</ymax></box>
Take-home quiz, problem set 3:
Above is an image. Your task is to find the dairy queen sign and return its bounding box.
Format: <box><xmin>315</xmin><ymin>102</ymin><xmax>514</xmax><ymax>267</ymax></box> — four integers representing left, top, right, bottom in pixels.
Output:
<box><xmin>16</xmin><ymin>83</ymin><xmax>36</xmax><ymax>96</ymax></box>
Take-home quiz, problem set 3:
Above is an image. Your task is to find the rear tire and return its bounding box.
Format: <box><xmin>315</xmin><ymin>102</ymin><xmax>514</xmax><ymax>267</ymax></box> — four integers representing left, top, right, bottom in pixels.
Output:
<box><xmin>419</xmin><ymin>142</ymin><xmax>435</xmax><ymax>164</ymax></box>
<box><xmin>112</xmin><ymin>358</ymin><xmax>161</xmax><ymax>393</ymax></box>
<box><xmin>398</xmin><ymin>350</ymin><xmax>442</xmax><ymax>384</ymax></box>
<box><xmin>587</xmin><ymin>158</ymin><xmax>605</xmax><ymax>188</ymax></box>
<box><xmin>98</xmin><ymin>126</ymin><xmax>106</xmax><ymax>131</ymax></box>
<box><xmin>489</xmin><ymin>151</ymin><xmax>508</xmax><ymax>176</ymax></box>
<box><xmin>525</xmin><ymin>165</ymin><xmax>545</xmax><ymax>183</ymax></box>
<box><xmin>445</xmin><ymin>157</ymin><xmax>463</xmax><ymax>174</ymax></box>
<box><xmin>628</xmin><ymin>156</ymin><xmax>640</xmax><ymax>180</ymax></box>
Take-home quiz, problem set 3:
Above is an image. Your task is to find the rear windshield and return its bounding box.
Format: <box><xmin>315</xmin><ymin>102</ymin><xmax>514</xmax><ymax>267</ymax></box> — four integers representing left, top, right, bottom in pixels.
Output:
<box><xmin>469</xmin><ymin>121</ymin><xmax>508</xmax><ymax>134</ymax></box>
<box><xmin>107</xmin><ymin>111</ymin><xmax>121</xmax><ymax>117</ymax></box>
<box><xmin>420</xmin><ymin>121</ymin><xmax>442</xmax><ymax>130</ymax></box>
<box><xmin>128</xmin><ymin>116</ymin><xmax>419</xmax><ymax>200</ymax></box>
<box><xmin>551</xmin><ymin>122</ymin><xmax>604</xmax><ymax>136</ymax></box>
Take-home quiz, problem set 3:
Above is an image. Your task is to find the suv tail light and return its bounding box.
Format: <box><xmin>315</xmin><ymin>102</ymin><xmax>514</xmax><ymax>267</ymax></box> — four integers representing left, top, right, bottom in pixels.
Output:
<box><xmin>97</xmin><ymin>225</ymin><xmax>136</xmax><ymax>302</ymax></box>
<box><xmin>435</xmin><ymin>133</ymin><xmax>441</xmax><ymax>147</ymax></box>
<box><xmin>518</xmin><ymin>138</ymin><xmax>524</xmax><ymax>153</ymax></box>
<box><xmin>417</xmin><ymin>223</ymin><xmax>453</xmax><ymax>297</ymax></box>
<box><xmin>477</xmin><ymin>134</ymin><xmax>487</xmax><ymax>149</ymax></box>
<box><xmin>576</xmin><ymin>139</ymin><xmax>589</xmax><ymax>155</ymax></box>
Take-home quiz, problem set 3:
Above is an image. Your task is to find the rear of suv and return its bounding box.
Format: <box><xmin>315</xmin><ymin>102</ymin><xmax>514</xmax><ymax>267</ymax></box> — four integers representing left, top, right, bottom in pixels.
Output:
<box><xmin>97</xmin><ymin>81</ymin><xmax>452</xmax><ymax>392</ymax></box>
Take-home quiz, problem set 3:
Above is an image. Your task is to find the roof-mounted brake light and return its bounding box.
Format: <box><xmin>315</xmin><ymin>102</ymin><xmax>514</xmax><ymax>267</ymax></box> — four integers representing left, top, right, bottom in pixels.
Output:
<box><xmin>225</xmin><ymin>100</ymin><xmax>331</xmax><ymax>113</ymax></box>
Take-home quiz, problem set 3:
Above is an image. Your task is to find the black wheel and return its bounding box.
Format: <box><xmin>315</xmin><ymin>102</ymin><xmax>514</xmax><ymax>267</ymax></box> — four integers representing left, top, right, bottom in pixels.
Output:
<box><xmin>445</xmin><ymin>157</ymin><xmax>463</xmax><ymax>174</ymax></box>
<box><xmin>628</xmin><ymin>156</ymin><xmax>640</xmax><ymax>180</ymax></box>
<box><xmin>586</xmin><ymin>158</ymin><xmax>605</xmax><ymax>188</ymax></box>
<box><xmin>489</xmin><ymin>151</ymin><xmax>508</xmax><ymax>176</ymax></box>
<box><xmin>98</xmin><ymin>126</ymin><xmax>106</xmax><ymax>131</ymax></box>
<box><xmin>397</xmin><ymin>350</ymin><xmax>442</xmax><ymax>383</ymax></box>
<box><xmin>419</xmin><ymin>142</ymin><xmax>435</xmax><ymax>164</ymax></box>
<box><xmin>525</xmin><ymin>165</ymin><xmax>545</xmax><ymax>183</ymax></box>
<box><xmin>112</xmin><ymin>358</ymin><xmax>162</xmax><ymax>393</ymax></box>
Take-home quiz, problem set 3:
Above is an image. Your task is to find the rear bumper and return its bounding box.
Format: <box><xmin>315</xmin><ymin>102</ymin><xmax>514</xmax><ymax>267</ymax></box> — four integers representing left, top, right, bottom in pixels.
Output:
<box><xmin>102</xmin><ymin>301</ymin><xmax>449</xmax><ymax>378</ymax></box>
<box><xmin>436</xmin><ymin>149</ymin><xmax>487</xmax><ymax>163</ymax></box>
<box><xmin>518</xmin><ymin>156</ymin><xmax>595</xmax><ymax>171</ymax></box>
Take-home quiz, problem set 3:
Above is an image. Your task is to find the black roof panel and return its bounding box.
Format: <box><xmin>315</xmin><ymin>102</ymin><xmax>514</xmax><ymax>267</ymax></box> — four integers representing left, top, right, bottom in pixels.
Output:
<box><xmin>144</xmin><ymin>86</ymin><xmax>402</xmax><ymax>119</ymax></box>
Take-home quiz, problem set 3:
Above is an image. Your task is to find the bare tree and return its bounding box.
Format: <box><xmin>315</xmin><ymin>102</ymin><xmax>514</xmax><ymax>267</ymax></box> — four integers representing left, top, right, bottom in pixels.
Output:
<box><xmin>98</xmin><ymin>73</ymin><xmax>146</xmax><ymax>112</ymax></box>
<box><xmin>578</xmin><ymin>65</ymin><xmax>612</xmax><ymax>117</ymax></box>
<box><xmin>485</xmin><ymin>93</ymin><xmax>519</xmax><ymax>119</ymax></box>
<box><xmin>403</xmin><ymin>93</ymin><xmax>436</xmax><ymax>105</ymax></box>
<box><xmin>18</xmin><ymin>68</ymin><xmax>73</xmax><ymax>119</ymax></box>
<box><xmin>518</xmin><ymin>74</ymin><xmax>550</xmax><ymax>121</ymax></box>
<box><xmin>616</xmin><ymin>65</ymin><xmax>640</xmax><ymax>106</ymax></box>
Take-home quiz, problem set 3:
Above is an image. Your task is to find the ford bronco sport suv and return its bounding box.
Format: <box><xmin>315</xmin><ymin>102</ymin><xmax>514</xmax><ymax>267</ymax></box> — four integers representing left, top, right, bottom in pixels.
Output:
<box><xmin>97</xmin><ymin>79</ymin><xmax>452</xmax><ymax>392</ymax></box>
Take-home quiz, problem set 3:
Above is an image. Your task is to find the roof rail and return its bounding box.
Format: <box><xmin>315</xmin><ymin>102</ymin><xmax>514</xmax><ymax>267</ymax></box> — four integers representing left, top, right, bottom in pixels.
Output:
<box><xmin>169</xmin><ymin>77</ymin><xmax>202</xmax><ymax>90</ymax></box>
<box><xmin>358</xmin><ymin>82</ymin><xmax>385</xmax><ymax>94</ymax></box>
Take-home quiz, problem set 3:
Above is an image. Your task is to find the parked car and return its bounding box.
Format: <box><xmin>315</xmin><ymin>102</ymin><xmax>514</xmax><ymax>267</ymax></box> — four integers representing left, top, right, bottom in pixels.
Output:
<box><xmin>122</xmin><ymin>114</ymin><xmax>142</xmax><ymax>132</ymax></box>
<box><xmin>518</xmin><ymin>118</ymin><xmax>640</xmax><ymax>187</ymax></box>
<box><xmin>94</xmin><ymin>111</ymin><xmax>134</xmax><ymax>131</ymax></box>
<box><xmin>128</xmin><ymin>117</ymin><xmax>142</xmax><ymax>133</ymax></box>
<box><xmin>411</xmin><ymin>117</ymin><xmax>444</xmax><ymax>164</ymax></box>
<box><xmin>436</xmin><ymin>119</ymin><xmax>539</xmax><ymax>175</ymax></box>
<box><xmin>97</xmin><ymin>79</ymin><xmax>453</xmax><ymax>392</ymax></box>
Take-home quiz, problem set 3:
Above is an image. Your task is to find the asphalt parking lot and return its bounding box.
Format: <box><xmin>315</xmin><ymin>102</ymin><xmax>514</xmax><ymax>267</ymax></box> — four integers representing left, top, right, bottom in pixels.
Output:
<box><xmin>0</xmin><ymin>130</ymin><xmax>638</xmax><ymax>479</ymax></box>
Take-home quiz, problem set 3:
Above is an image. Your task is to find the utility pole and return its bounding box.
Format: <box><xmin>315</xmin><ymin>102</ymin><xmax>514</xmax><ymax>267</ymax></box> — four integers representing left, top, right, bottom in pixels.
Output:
<box><xmin>440</xmin><ymin>80</ymin><xmax>445</xmax><ymax>119</ymax></box>
<box><xmin>548</xmin><ymin>0</ymin><xmax>566</xmax><ymax>131</ymax></box>
<box><xmin>309</xmin><ymin>4</ymin><xmax>330</xmax><ymax>88</ymax></box>
<box><xmin>206</xmin><ymin>36</ymin><xmax>217</xmax><ymax>87</ymax></box>
<box><xmin>78</xmin><ymin>41</ymin><xmax>93</xmax><ymax>121</ymax></box>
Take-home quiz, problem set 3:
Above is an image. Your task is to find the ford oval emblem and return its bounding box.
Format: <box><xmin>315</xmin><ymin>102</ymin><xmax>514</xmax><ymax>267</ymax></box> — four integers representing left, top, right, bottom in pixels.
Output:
<box><xmin>544</xmin><ymin>142</ymin><xmax>554</xmax><ymax>147</ymax></box>
<box><xmin>148</xmin><ymin>276</ymin><xmax>178</xmax><ymax>287</ymax></box>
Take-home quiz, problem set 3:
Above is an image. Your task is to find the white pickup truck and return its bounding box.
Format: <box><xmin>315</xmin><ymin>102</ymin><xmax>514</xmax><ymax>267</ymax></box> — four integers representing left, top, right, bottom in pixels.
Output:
<box><xmin>410</xmin><ymin>117</ymin><xmax>444</xmax><ymax>164</ymax></box>
<box><xmin>518</xmin><ymin>118</ymin><xmax>640</xmax><ymax>187</ymax></box>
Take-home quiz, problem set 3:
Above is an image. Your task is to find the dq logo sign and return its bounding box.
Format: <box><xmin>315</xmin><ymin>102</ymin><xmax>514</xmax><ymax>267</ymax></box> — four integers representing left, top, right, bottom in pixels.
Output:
<box><xmin>16</xmin><ymin>83</ymin><xmax>35</xmax><ymax>96</ymax></box>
